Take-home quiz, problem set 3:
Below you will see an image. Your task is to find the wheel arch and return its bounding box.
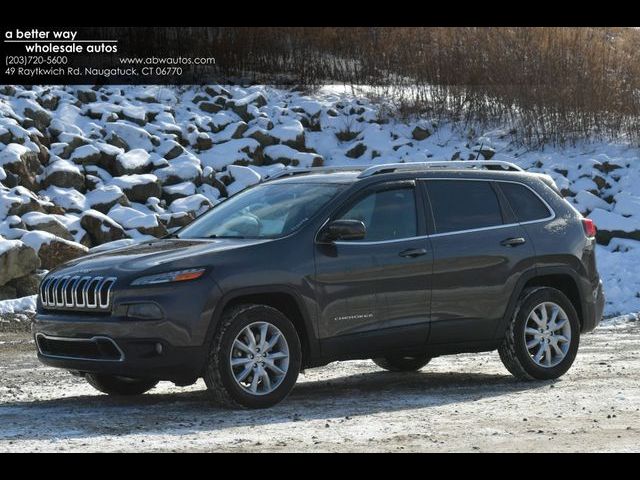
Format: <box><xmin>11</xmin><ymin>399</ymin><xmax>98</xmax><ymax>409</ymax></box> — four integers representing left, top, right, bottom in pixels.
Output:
<box><xmin>205</xmin><ymin>286</ymin><xmax>319</xmax><ymax>367</ymax></box>
<box><xmin>496</xmin><ymin>266</ymin><xmax>586</xmax><ymax>339</ymax></box>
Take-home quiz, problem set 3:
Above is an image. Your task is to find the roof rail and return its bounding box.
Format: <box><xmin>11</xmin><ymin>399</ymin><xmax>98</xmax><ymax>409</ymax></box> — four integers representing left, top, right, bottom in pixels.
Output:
<box><xmin>265</xmin><ymin>166</ymin><xmax>365</xmax><ymax>181</ymax></box>
<box><xmin>357</xmin><ymin>161</ymin><xmax>523</xmax><ymax>178</ymax></box>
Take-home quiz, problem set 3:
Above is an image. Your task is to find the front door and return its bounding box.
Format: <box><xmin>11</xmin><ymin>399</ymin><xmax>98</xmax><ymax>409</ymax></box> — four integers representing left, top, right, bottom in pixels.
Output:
<box><xmin>313</xmin><ymin>181</ymin><xmax>432</xmax><ymax>357</ymax></box>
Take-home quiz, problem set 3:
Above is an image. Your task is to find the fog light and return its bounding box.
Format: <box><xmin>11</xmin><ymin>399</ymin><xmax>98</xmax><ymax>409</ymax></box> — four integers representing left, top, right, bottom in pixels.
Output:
<box><xmin>126</xmin><ymin>303</ymin><xmax>164</xmax><ymax>320</ymax></box>
<box><xmin>155</xmin><ymin>342</ymin><xmax>163</xmax><ymax>355</ymax></box>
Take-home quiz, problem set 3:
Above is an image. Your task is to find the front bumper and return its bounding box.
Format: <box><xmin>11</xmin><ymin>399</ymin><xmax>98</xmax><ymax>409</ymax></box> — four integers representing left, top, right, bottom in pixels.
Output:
<box><xmin>32</xmin><ymin>277</ymin><xmax>222</xmax><ymax>382</ymax></box>
<box><xmin>32</xmin><ymin>315</ymin><xmax>210</xmax><ymax>382</ymax></box>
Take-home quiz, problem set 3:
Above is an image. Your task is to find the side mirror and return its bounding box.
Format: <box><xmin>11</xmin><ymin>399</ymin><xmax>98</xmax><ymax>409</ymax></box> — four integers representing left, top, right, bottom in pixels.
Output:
<box><xmin>319</xmin><ymin>220</ymin><xmax>366</xmax><ymax>243</ymax></box>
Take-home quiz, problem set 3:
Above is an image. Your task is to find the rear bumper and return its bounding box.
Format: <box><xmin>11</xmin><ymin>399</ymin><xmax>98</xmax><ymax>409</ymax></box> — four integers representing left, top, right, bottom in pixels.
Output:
<box><xmin>582</xmin><ymin>279</ymin><xmax>605</xmax><ymax>333</ymax></box>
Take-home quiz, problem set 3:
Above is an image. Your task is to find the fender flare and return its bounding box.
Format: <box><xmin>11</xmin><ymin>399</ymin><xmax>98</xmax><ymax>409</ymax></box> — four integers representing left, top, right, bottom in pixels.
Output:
<box><xmin>494</xmin><ymin>265</ymin><xmax>585</xmax><ymax>339</ymax></box>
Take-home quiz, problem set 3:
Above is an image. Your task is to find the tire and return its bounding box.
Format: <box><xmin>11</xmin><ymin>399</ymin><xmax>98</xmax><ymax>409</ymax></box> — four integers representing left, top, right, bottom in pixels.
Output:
<box><xmin>203</xmin><ymin>304</ymin><xmax>302</xmax><ymax>409</ymax></box>
<box><xmin>499</xmin><ymin>287</ymin><xmax>580</xmax><ymax>381</ymax></box>
<box><xmin>85</xmin><ymin>373</ymin><xmax>158</xmax><ymax>396</ymax></box>
<box><xmin>372</xmin><ymin>354</ymin><xmax>431</xmax><ymax>372</ymax></box>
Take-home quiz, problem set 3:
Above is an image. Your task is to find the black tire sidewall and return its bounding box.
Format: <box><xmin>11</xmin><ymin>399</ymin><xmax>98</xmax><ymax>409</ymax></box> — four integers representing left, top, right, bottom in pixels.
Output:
<box><xmin>373</xmin><ymin>354</ymin><xmax>431</xmax><ymax>372</ymax></box>
<box><xmin>216</xmin><ymin>306</ymin><xmax>301</xmax><ymax>409</ymax></box>
<box><xmin>85</xmin><ymin>373</ymin><xmax>158</xmax><ymax>395</ymax></box>
<box><xmin>512</xmin><ymin>288</ymin><xmax>580</xmax><ymax>380</ymax></box>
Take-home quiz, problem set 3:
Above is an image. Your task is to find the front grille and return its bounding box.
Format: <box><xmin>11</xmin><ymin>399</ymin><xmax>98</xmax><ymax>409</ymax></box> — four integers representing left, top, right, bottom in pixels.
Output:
<box><xmin>36</xmin><ymin>334</ymin><xmax>124</xmax><ymax>361</ymax></box>
<box><xmin>39</xmin><ymin>275</ymin><xmax>117</xmax><ymax>311</ymax></box>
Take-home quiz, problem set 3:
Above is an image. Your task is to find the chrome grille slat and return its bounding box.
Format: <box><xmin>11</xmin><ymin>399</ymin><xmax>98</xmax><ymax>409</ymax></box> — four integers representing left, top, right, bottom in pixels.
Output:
<box><xmin>39</xmin><ymin>275</ymin><xmax>117</xmax><ymax>312</ymax></box>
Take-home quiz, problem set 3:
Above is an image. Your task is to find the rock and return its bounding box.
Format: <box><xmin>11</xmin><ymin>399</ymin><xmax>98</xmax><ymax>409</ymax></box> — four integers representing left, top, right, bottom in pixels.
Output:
<box><xmin>85</xmin><ymin>185</ymin><xmax>130</xmax><ymax>213</ymax></box>
<box><xmin>162</xmin><ymin>181</ymin><xmax>196</xmax><ymax>204</ymax></box>
<box><xmin>69</xmin><ymin>144</ymin><xmax>102</xmax><ymax>165</ymax></box>
<box><xmin>21</xmin><ymin>211</ymin><xmax>74</xmax><ymax>241</ymax></box>
<box><xmin>0</xmin><ymin>143</ymin><xmax>41</xmax><ymax>190</ymax></box>
<box><xmin>157</xmin><ymin>140</ymin><xmax>184</xmax><ymax>160</ymax></box>
<box><xmin>114</xmin><ymin>149</ymin><xmax>153</xmax><ymax>176</ymax></box>
<box><xmin>154</xmin><ymin>155</ymin><xmax>202</xmax><ymax>186</ymax></box>
<box><xmin>37</xmin><ymin>237</ymin><xmax>88</xmax><ymax>270</ymax></box>
<box><xmin>23</xmin><ymin>106</ymin><xmax>52</xmax><ymax>131</ymax></box>
<box><xmin>205</xmin><ymin>86</ymin><xmax>232</xmax><ymax>98</ymax></box>
<box><xmin>11</xmin><ymin>272</ymin><xmax>45</xmax><ymax>297</ymax></box>
<box><xmin>594</xmin><ymin>161</ymin><xmax>624</xmax><ymax>174</ymax></box>
<box><xmin>169</xmin><ymin>194</ymin><xmax>213</xmax><ymax>217</ymax></box>
<box><xmin>198</xmin><ymin>101</ymin><xmax>222</xmax><ymax>114</ymax></box>
<box><xmin>58</xmin><ymin>136</ymin><xmax>89</xmax><ymax>159</ymax></box>
<box><xmin>3</xmin><ymin>186</ymin><xmax>46</xmax><ymax>217</ymax></box>
<box><xmin>136</xmin><ymin>222</ymin><xmax>168</xmax><ymax>238</ymax></box>
<box><xmin>80</xmin><ymin>210</ymin><xmax>128</xmax><ymax>245</ymax></box>
<box><xmin>412</xmin><ymin>126</ymin><xmax>431</xmax><ymax>141</ymax></box>
<box><xmin>160</xmin><ymin>211</ymin><xmax>195</xmax><ymax>229</ymax></box>
<box><xmin>41</xmin><ymin>160</ymin><xmax>85</xmax><ymax>192</ymax></box>
<box><xmin>194</xmin><ymin>133</ymin><xmax>213</xmax><ymax>151</ymax></box>
<box><xmin>474</xmin><ymin>146</ymin><xmax>496</xmax><ymax>160</ymax></box>
<box><xmin>593</xmin><ymin>175</ymin><xmax>609</xmax><ymax>190</ymax></box>
<box><xmin>0</xmin><ymin>285</ymin><xmax>17</xmax><ymax>300</ymax></box>
<box><xmin>588</xmin><ymin>208</ymin><xmax>640</xmax><ymax>245</ymax></box>
<box><xmin>263</xmin><ymin>144</ymin><xmax>323</xmax><ymax>167</ymax></box>
<box><xmin>0</xmin><ymin>240</ymin><xmax>40</xmax><ymax>286</ymax></box>
<box><xmin>247</xmin><ymin>128</ymin><xmax>278</xmax><ymax>147</ymax></box>
<box><xmin>346</xmin><ymin>142</ymin><xmax>367</xmax><ymax>159</ymax></box>
<box><xmin>110</xmin><ymin>174</ymin><xmax>162</xmax><ymax>203</ymax></box>
<box><xmin>76</xmin><ymin>89</ymin><xmax>97</xmax><ymax>103</ymax></box>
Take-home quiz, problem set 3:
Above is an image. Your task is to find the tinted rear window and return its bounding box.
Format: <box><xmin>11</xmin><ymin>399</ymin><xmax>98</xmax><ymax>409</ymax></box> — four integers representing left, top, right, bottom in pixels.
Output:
<box><xmin>499</xmin><ymin>182</ymin><xmax>551</xmax><ymax>222</ymax></box>
<box><xmin>427</xmin><ymin>180</ymin><xmax>503</xmax><ymax>234</ymax></box>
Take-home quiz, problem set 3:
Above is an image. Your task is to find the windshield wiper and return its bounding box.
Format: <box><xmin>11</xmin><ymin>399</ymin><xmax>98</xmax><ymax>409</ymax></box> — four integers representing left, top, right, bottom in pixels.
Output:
<box><xmin>205</xmin><ymin>234</ymin><xmax>247</xmax><ymax>239</ymax></box>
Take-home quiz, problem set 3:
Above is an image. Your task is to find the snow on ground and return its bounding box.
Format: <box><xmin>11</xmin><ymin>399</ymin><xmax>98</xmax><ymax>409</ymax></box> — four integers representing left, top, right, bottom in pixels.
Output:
<box><xmin>1</xmin><ymin>322</ymin><xmax>638</xmax><ymax>452</ymax></box>
<box><xmin>0</xmin><ymin>295</ymin><xmax>36</xmax><ymax>315</ymax></box>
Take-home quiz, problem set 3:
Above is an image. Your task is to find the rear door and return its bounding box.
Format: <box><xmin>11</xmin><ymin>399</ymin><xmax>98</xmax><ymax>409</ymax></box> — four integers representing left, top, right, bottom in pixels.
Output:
<box><xmin>422</xmin><ymin>179</ymin><xmax>536</xmax><ymax>344</ymax></box>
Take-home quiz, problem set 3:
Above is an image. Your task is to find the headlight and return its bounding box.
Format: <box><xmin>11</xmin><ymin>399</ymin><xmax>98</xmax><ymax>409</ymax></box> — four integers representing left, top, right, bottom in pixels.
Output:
<box><xmin>131</xmin><ymin>268</ymin><xmax>206</xmax><ymax>286</ymax></box>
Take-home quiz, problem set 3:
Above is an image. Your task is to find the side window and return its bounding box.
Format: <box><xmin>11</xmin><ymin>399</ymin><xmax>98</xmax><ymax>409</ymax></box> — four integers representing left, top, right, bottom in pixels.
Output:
<box><xmin>338</xmin><ymin>187</ymin><xmax>417</xmax><ymax>241</ymax></box>
<box><xmin>499</xmin><ymin>182</ymin><xmax>552</xmax><ymax>222</ymax></box>
<box><xmin>427</xmin><ymin>180</ymin><xmax>503</xmax><ymax>234</ymax></box>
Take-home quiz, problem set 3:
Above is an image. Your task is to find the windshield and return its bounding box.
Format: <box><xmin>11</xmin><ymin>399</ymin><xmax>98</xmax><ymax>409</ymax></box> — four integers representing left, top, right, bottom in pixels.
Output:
<box><xmin>177</xmin><ymin>183</ymin><xmax>344</xmax><ymax>239</ymax></box>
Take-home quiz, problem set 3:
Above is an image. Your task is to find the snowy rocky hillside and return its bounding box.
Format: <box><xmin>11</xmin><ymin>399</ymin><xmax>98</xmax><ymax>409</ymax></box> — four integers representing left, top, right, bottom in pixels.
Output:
<box><xmin>1</xmin><ymin>84</ymin><xmax>639</xmax><ymax>317</ymax></box>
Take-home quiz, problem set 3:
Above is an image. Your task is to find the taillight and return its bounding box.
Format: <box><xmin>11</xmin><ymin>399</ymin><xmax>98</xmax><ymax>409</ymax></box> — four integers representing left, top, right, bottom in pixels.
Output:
<box><xmin>582</xmin><ymin>218</ymin><xmax>597</xmax><ymax>238</ymax></box>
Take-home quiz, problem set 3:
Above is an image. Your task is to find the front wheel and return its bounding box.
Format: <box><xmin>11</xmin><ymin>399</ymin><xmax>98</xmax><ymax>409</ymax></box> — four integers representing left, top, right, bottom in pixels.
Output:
<box><xmin>372</xmin><ymin>354</ymin><xmax>431</xmax><ymax>372</ymax></box>
<box><xmin>203</xmin><ymin>304</ymin><xmax>301</xmax><ymax>409</ymax></box>
<box><xmin>499</xmin><ymin>287</ymin><xmax>580</xmax><ymax>381</ymax></box>
<box><xmin>85</xmin><ymin>373</ymin><xmax>158</xmax><ymax>395</ymax></box>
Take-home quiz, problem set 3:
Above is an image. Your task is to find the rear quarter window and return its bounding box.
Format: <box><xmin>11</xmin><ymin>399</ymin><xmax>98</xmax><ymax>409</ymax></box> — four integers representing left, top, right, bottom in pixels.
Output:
<box><xmin>499</xmin><ymin>182</ymin><xmax>552</xmax><ymax>222</ymax></box>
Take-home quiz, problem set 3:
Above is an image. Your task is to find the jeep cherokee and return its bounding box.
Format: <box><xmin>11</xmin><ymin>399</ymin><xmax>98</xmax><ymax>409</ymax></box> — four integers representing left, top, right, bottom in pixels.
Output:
<box><xmin>33</xmin><ymin>161</ymin><xmax>605</xmax><ymax>408</ymax></box>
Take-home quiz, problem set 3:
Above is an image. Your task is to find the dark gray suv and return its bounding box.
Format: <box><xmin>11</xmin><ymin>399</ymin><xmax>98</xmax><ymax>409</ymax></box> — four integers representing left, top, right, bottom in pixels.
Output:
<box><xmin>33</xmin><ymin>161</ymin><xmax>605</xmax><ymax>408</ymax></box>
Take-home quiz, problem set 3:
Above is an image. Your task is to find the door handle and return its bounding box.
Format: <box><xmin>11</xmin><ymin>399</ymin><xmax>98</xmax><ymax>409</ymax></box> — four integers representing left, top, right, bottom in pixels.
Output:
<box><xmin>399</xmin><ymin>248</ymin><xmax>428</xmax><ymax>258</ymax></box>
<box><xmin>500</xmin><ymin>237</ymin><xmax>526</xmax><ymax>247</ymax></box>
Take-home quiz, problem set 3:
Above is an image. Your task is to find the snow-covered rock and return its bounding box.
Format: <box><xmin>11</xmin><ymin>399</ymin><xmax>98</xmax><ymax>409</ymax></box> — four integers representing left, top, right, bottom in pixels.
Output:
<box><xmin>80</xmin><ymin>209</ymin><xmax>128</xmax><ymax>245</ymax></box>
<box><xmin>21</xmin><ymin>230</ymin><xmax>88</xmax><ymax>270</ymax></box>
<box><xmin>84</xmin><ymin>184</ymin><xmax>130</xmax><ymax>213</ymax></box>
<box><xmin>110</xmin><ymin>174</ymin><xmax>161</xmax><ymax>203</ymax></box>
<box><xmin>21</xmin><ymin>211</ymin><xmax>74</xmax><ymax>241</ymax></box>
<box><xmin>41</xmin><ymin>158</ymin><xmax>85</xmax><ymax>191</ymax></box>
<box><xmin>0</xmin><ymin>239</ymin><xmax>40</xmax><ymax>286</ymax></box>
<box><xmin>115</xmin><ymin>148</ymin><xmax>153</xmax><ymax>176</ymax></box>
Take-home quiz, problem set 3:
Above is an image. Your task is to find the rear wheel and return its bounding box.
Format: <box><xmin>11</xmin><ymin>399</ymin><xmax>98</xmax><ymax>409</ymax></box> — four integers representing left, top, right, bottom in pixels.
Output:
<box><xmin>499</xmin><ymin>287</ymin><xmax>580</xmax><ymax>381</ymax></box>
<box><xmin>372</xmin><ymin>354</ymin><xmax>431</xmax><ymax>372</ymax></box>
<box><xmin>85</xmin><ymin>373</ymin><xmax>158</xmax><ymax>396</ymax></box>
<box><xmin>204</xmin><ymin>304</ymin><xmax>301</xmax><ymax>409</ymax></box>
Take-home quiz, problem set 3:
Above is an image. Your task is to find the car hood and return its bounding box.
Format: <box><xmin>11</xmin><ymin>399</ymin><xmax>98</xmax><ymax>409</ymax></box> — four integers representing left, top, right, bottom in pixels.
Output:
<box><xmin>51</xmin><ymin>237</ymin><xmax>269</xmax><ymax>277</ymax></box>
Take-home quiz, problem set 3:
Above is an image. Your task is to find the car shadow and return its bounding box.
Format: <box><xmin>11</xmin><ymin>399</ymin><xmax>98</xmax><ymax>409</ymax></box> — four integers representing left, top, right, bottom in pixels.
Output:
<box><xmin>0</xmin><ymin>369</ymin><xmax>552</xmax><ymax>442</ymax></box>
